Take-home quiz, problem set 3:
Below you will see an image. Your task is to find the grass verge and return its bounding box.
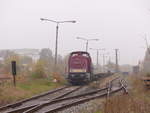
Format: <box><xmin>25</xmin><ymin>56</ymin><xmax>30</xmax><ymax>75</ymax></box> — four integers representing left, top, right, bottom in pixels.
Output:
<box><xmin>0</xmin><ymin>76</ymin><xmax>62</xmax><ymax>106</ymax></box>
<box><xmin>95</xmin><ymin>75</ymin><xmax>150</xmax><ymax>113</ymax></box>
<box><xmin>80</xmin><ymin>75</ymin><xmax>150</xmax><ymax>113</ymax></box>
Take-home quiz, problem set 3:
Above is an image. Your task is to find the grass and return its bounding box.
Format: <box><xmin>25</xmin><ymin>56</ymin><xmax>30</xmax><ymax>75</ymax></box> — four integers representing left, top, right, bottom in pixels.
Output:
<box><xmin>17</xmin><ymin>79</ymin><xmax>60</xmax><ymax>94</ymax></box>
<box><xmin>0</xmin><ymin>76</ymin><xmax>62</xmax><ymax>106</ymax></box>
<box><xmin>80</xmin><ymin>75</ymin><xmax>150</xmax><ymax>113</ymax></box>
<box><xmin>95</xmin><ymin>75</ymin><xmax>150</xmax><ymax>113</ymax></box>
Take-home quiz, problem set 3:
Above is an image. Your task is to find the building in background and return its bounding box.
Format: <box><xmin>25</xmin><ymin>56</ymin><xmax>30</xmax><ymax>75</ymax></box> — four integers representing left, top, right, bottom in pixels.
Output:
<box><xmin>13</xmin><ymin>49</ymin><xmax>40</xmax><ymax>61</ymax></box>
<box><xmin>0</xmin><ymin>49</ymin><xmax>40</xmax><ymax>62</ymax></box>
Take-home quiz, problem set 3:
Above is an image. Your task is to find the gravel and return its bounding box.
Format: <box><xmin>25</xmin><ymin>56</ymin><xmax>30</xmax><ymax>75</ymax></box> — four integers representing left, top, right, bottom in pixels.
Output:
<box><xmin>57</xmin><ymin>99</ymin><xmax>103</xmax><ymax>113</ymax></box>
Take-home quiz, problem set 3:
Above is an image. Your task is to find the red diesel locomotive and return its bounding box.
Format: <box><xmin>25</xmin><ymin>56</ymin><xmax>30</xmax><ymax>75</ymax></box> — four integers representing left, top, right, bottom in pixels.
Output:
<box><xmin>68</xmin><ymin>51</ymin><xmax>93</xmax><ymax>84</ymax></box>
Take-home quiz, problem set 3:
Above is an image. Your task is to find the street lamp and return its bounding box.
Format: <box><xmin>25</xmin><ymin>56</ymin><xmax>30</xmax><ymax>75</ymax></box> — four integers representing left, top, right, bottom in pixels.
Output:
<box><xmin>90</xmin><ymin>48</ymin><xmax>105</xmax><ymax>68</ymax></box>
<box><xmin>76</xmin><ymin>37</ymin><xmax>99</xmax><ymax>52</ymax></box>
<box><xmin>40</xmin><ymin>18</ymin><xmax>76</xmax><ymax>67</ymax></box>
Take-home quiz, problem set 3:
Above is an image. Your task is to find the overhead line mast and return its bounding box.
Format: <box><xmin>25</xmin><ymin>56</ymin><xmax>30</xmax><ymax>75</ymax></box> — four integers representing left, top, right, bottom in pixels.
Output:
<box><xmin>144</xmin><ymin>34</ymin><xmax>150</xmax><ymax>54</ymax></box>
<box><xmin>115</xmin><ymin>49</ymin><xmax>119</xmax><ymax>73</ymax></box>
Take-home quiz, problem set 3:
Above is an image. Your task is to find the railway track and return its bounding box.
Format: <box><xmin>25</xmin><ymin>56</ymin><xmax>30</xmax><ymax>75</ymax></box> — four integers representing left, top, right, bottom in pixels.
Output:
<box><xmin>0</xmin><ymin>86</ymin><xmax>83</xmax><ymax>113</ymax></box>
<box><xmin>0</xmin><ymin>76</ymin><xmax>128</xmax><ymax>113</ymax></box>
<box><xmin>29</xmin><ymin>77</ymin><xmax>127</xmax><ymax>113</ymax></box>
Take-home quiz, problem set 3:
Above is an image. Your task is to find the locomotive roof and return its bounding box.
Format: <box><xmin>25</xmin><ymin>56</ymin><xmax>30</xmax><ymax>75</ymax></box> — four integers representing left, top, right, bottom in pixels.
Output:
<box><xmin>70</xmin><ymin>51</ymin><xmax>90</xmax><ymax>55</ymax></box>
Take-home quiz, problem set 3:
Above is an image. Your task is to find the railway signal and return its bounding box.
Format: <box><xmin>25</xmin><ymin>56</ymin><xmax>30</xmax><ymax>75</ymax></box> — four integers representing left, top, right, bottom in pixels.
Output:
<box><xmin>40</xmin><ymin>18</ymin><xmax>76</xmax><ymax>68</ymax></box>
<box><xmin>11</xmin><ymin>61</ymin><xmax>17</xmax><ymax>87</ymax></box>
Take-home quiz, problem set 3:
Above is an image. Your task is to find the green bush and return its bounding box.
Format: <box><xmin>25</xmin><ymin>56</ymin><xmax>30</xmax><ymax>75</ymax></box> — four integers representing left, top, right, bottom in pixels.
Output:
<box><xmin>146</xmin><ymin>73</ymin><xmax>150</xmax><ymax>77</ymax></box>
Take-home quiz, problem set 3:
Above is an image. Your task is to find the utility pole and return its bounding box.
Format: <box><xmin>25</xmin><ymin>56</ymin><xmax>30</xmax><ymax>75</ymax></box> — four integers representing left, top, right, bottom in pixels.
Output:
<box><xmin>144</xmin><ymin>34</ymin><xmax>150</xmax><ymax>54</ymax></box>
<box><xmin>96</xmin><ymin>50</ymin><xmax>99</xmax><ymax>68</ymax></box>
<box><xmin>90</xmin><ymin>48</ymin><xmax>105</xmax><ymax>69</ymax></box>
<box><xmin>108</xmin><ymin>56</ymin><xmax>111</xmax><ymax>64</ymax></box>
<box><xmin>55</xmin><ymin>24</ymin><xmax>59</xmax><ymax>66</ymax></box>
<box><xmin>86</xmin><ymin>41</ymin><xmax>89</xmax><ymax>52</ymax></box>
<box><xmin>115</xmin><ymin>49</ymin><xmax>119</xmax><ymax>73</ymax></box>
<box><xmin>102</xmin><ymin>54</ymin><xmax>108</xmax><ymax>73</ymax></box>
<box><xmin>103</xmin><ymin>54</ymin><xmax>105</xmax><ymax>72</ymax></box>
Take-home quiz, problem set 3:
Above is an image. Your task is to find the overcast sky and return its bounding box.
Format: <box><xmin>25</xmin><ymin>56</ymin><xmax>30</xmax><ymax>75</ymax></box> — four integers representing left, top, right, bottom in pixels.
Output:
<box><xmin>0</xmin><ymin>0</ymin><xmax>150</xmax><ymax>65</ymax></box>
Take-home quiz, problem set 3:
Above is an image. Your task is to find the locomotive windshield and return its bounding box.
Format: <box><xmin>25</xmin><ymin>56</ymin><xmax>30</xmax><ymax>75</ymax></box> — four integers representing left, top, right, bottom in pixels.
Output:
<box><xmin>71</xmin><ymin>52</ymin><xmax>90</xmax><ymax>57</ymax></box>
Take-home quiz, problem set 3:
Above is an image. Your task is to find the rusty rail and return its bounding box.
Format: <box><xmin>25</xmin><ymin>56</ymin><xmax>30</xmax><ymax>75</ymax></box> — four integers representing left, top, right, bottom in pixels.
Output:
<box><xmin>3</xmin><ymin>86</ymin><xmax>82</xmax><ymax>113</ymax></box>
<box><xmin>45</xmin><ymin>87</ymin><xmax>123</xmax><ymax>113</ymax></box>
<box><xmin>24</xmin><ymin>77</ymin><xmax>125</xmax><ymax>113</ymax></box>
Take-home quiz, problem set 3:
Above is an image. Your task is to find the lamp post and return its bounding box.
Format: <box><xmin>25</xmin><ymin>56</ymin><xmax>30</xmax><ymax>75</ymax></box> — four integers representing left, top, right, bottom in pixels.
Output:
<box><xmin>76</xmin><ymin>37</ymin><xmax>99</xmax><ymax>52</ymax></box>
<box><xmin>90</xmin><ymin>48</ymin><xmax>105</xmax><ymax>68</ymax></box>
<box><xmin>40</xmin><ymin>18</ymin><xmax>76</xmax><ymax>68</ymax></box>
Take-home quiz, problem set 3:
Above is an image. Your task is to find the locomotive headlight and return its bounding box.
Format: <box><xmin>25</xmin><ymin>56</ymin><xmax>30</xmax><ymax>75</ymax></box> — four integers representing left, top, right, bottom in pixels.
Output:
<box><xmin>71</xmin><ymin>74</ymin><xmax>75</xmax><ymax>77</ymax></box>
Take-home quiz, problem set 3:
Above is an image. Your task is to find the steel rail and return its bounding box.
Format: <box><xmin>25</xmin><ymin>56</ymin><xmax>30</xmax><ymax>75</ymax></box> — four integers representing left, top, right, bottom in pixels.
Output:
<box><xmin>4</xmin><ymin>105</ymin><xmax>37</xmax><ymax>113</ymax></box>
<box><xmin>24</xmin><ymin>77</ymin><xmax>120</xmax><ymax>113</ymax></box>
<box><xmin>45</xmin><ymin>87</ymin><xmax>124</xmax><ymax>113</ymax></box>
<box><xmin>0</xmin><ymin>86</ymin><xmax>68</xmax><ymax>112</ymax></box>
<box><xmin>23</xmin><ymin>87</ymin><xmax>108</xmax><ymax>113</ymax></box>
<box><xmin>54</xmin><ymin>86</ymin><xmax>83</xmax><ymax>100</ymax></box>
<box><xmin>4</xmin><ymin>86</ymin><xmax>82</xmax><ymax>113</ymax></box>
<box><xmin>24</xmin><ymin>77</ymin><xmax>119</xmax><ymax>113</ymax></box>
<box><xmin>44</xmin><ymin>77</ymin><xmax>127</xmax><ymax>113</ymax></box>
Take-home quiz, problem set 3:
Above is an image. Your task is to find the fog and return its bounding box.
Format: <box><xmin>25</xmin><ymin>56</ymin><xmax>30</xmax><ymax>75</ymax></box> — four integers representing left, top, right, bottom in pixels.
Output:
<box><xmin>0</xmin><ymin>0</ymin><xmax>150</xmax><ymax>65</ymax></box>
